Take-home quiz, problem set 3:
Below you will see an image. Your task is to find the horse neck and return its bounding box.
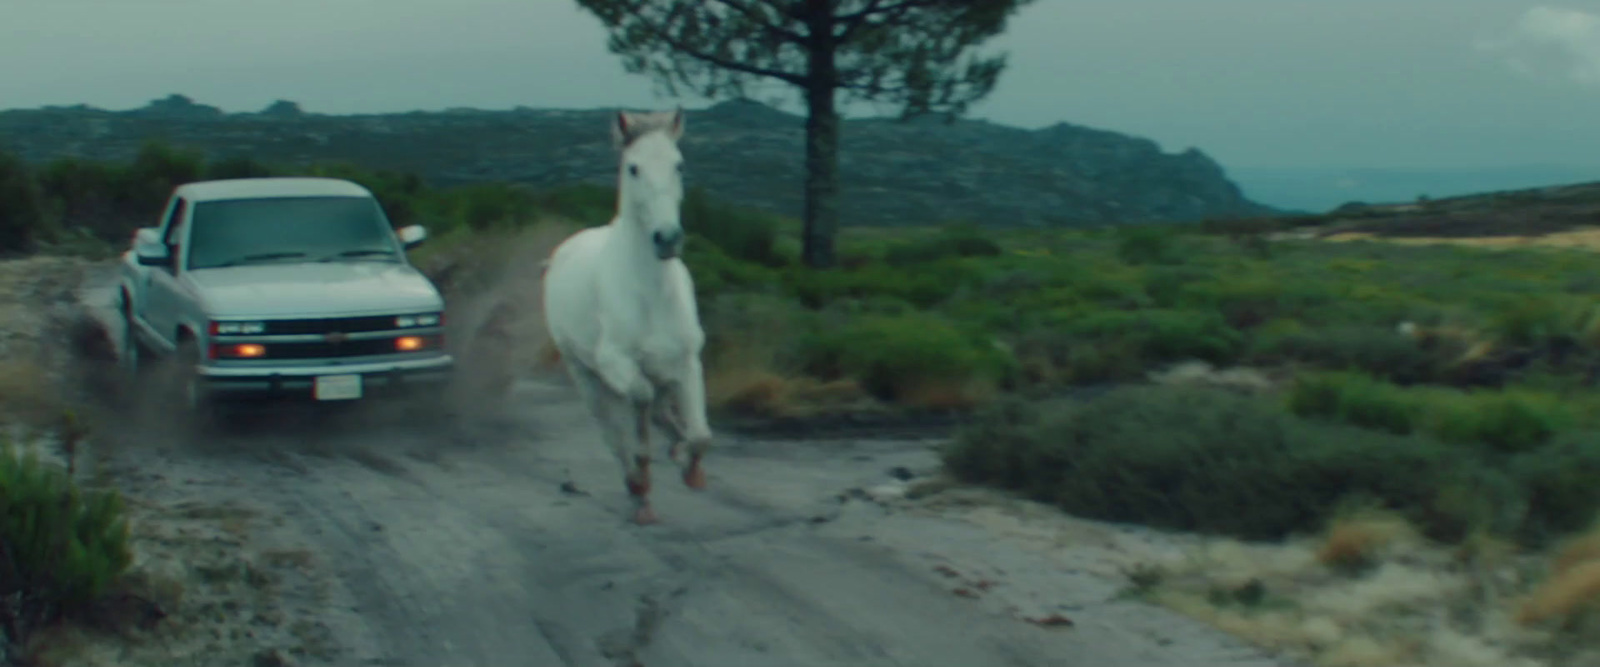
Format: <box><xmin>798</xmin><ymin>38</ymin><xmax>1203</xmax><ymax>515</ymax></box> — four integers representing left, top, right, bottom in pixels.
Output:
<box><xmin>606</xmin><ymin>211</ymin><xmax>673</xmax><ymax>295</ymax></box>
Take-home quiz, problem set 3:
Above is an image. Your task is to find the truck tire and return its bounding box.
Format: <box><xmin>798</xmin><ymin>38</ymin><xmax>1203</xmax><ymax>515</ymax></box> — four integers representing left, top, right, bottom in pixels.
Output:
<box><xmin>160</xmin><ymin>337</ymin><xmax>221</xmax><ymax>436</ymax></box>
<box><xmin>118</xmin><ymin>294</ymin><xmax>142</xmax><ymax>379</ymax></box>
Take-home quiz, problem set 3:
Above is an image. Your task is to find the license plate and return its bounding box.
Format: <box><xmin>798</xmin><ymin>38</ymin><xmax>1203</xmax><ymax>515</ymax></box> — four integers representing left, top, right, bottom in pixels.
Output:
<box><xmin>314</xmin><ymin>374</ymin><xmax>363</xmax><ymax>401</ymax></box>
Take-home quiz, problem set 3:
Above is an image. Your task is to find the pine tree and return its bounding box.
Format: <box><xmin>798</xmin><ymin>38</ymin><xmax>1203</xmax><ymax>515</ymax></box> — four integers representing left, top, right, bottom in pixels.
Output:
<box><xmin>575</xmin><ymin>0</ymin><xmax>1036</xmax><ymax>268</ymax></box>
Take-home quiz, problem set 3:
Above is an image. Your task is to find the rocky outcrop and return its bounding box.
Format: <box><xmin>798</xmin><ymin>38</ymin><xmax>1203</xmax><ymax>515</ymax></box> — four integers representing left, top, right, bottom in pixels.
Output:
<box><xmin>0</xmin><ymin>96</ymin><xmax>1277</xmax><ymax>227</ymax></box>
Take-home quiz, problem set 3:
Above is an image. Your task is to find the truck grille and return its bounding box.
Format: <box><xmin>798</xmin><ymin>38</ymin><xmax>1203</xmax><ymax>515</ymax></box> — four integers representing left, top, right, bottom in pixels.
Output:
<box><xmin>261</xmin><ymin>315</ymin><xmax>411</xmax><ymax>336</ymax></box>
<box><xmin>209</xmin><ymin>313</ymin><xmax>446</xmax><ymax>362</ymax></box>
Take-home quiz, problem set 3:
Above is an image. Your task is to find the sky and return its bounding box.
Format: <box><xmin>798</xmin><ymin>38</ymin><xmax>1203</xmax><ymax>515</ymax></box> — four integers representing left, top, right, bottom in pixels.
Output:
<box><xmin>3</xmin><ymin>0</ymin><xmax>1600</xmax><ymax>174</ymax></box>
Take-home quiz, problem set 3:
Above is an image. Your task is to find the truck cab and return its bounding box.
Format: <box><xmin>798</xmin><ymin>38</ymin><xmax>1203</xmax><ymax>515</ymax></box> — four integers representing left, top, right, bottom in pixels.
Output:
<box><xmin>117</xmin><ymin>177</ymin><xmax>454</xmax><ymax>417</ymax></box>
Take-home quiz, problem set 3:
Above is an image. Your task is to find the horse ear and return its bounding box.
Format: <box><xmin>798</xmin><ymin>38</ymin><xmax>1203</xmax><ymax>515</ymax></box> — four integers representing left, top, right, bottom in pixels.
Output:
<box><xmin>668</xmin><ymin>107</ymin><xmax>685</xmax><ymax>141</ymax></box>
<box><xmin>611</xmin><ymin>111</ymin><xmax>632</xmax><ymax>148</ymax></box>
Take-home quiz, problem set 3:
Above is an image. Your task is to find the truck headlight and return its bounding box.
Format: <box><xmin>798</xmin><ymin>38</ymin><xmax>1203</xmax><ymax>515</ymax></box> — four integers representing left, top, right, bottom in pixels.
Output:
<box><xmin>396</xmin><ymin>313</ymin><xmax>442</xmax><ymax>328</ymax></box>
<box><xmin>210</xmin><ymin>321</ymin><xmax>266</xmax><ymax>335</ymax></box>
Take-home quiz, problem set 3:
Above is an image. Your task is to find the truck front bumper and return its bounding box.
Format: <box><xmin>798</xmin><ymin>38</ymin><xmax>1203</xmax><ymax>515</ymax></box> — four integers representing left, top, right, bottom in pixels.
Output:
<box><xmin>196</xmin><ymin>354</ymin><xmax>454</xmax><ymax>402</ymax></box>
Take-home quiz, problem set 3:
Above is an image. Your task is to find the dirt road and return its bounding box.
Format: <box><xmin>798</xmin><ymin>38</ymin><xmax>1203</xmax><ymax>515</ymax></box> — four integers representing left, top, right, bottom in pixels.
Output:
<box><xmin>89</xmin><ymin>379</ymin><xmax>1297</xmax><ymax>667</ymax></box>
<box><xmin>58</xmin><ymin>267</ymin><xmax>1299</xmax><ymax>667</ymax></box>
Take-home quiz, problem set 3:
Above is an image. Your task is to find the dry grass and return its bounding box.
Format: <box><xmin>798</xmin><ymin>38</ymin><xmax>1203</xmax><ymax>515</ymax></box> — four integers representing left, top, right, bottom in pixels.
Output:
<box><xmin>1315</xmin><ymin>512</ymin><xmax>1419</xmax><ymax>572</ymax></box>
<box><xmin>1322</xmin><ymin>227</ymin><xmax>1600</xmax><ymax>251</ymax></box>
<box><xmin>1515</xmin><ymin>560</ymin><xmax>1600</xmax><ymax>629</ymax></box>
<box><xmin>1551</xmin><ymin>529</ymin><xmax>1600</xmax><ymax>577</ymax></box>
<box><xmin>708</xmin><ymin>366</ymin><xmax>793</xmax><ymax>416</ymax></box>
<box><xmin>1514</xmin><ymin>527</ymin><xmax>1600</xmax><ymax>629</ymax></box>
<box><xmin>704</xmin><ymin>354</ymin><xmax>871</xmax><ymax>418</ymax></box>
<box><xmin>1124</xmin><ymin>515</ymin><xmax>1588</xmax><ymax>667</ymax></box>
<box><xmin>896</xmin><ymin>376</ymin><xmax>998</xmax><ymax>411</ymax></box>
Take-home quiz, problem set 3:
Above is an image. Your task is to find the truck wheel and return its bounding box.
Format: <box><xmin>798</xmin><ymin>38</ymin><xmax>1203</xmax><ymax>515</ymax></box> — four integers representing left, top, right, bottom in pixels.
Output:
<box><xmin>164</xmin><ymin>338</ymin><xmax>220</xmax><ymax>435</ymax></box>
<box><xmin>119</xmin><ymin>296</ymin><xmax>142</xmax><ymax>379</ymax></box>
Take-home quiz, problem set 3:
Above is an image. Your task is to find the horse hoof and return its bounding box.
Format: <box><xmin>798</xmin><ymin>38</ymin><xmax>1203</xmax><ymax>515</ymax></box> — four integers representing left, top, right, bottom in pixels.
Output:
<box><xmin>683</xmin><ymin>465</ymin><xmax>707</xmax><ymax>491</ymax></box>
<box><xmin>633</xmin><ymin>506</ymin><xmax>660</xmax><ymax>525</ymax></box>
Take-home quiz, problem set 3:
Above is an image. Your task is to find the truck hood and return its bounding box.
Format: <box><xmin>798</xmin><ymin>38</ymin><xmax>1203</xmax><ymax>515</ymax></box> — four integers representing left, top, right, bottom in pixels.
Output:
<box><xmin>185</xmin><ymin>262</ymin><xmax>444</xmax><ymax>318</ymax></box>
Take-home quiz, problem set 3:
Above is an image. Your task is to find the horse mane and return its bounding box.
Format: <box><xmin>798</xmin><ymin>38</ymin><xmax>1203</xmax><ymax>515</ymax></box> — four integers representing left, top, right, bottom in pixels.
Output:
<box><xmin>612</xmin><ymin>110</ymin><xmax>683</xmax><ymax>150</ymax></box>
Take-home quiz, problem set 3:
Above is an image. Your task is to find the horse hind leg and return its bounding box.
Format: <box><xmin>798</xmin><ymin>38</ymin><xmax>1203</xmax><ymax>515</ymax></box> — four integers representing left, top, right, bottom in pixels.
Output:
<box><xmin>568</xmin><ymin>360</ymin><xmax>657</xmax><ymax>524</ymax></box>
<box><xmin>651</xmin><ymin>390</ymin><xmax>688</xmax><ymax>463</ymax></box>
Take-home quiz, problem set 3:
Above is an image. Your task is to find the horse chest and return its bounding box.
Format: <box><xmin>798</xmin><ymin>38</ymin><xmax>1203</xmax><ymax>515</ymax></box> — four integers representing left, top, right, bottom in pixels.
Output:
<box><xmin>626</xmin><ymin>299</ymin><xmax>693</xmax><ymax>368</ymax></box>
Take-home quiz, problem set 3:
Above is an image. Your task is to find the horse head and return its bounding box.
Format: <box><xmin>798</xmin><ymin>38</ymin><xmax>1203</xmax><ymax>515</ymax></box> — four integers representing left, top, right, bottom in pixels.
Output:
<box><xmin>612</xmin><ymin>109</ymin><xmax>687</xmax><ymax>261</ymax></box>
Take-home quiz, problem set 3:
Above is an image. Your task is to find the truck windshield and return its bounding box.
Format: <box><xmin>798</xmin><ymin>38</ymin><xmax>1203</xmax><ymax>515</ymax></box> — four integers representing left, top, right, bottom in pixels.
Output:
<box><xmin>186</xmin><ymin>195</ymin><xmax>401</xmax><ymax>270</ymax></box>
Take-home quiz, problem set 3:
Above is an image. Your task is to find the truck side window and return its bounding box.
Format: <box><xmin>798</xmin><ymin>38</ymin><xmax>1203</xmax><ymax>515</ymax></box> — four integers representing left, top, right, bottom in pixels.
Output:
<box><xmin>161</xmin><ymin>198</ymin><xmax>188</xmax><ymax>270</ymax></box>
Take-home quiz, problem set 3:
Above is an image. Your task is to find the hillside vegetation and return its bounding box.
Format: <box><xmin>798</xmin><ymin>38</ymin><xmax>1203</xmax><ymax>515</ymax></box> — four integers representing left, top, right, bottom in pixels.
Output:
<box><xmin>7</xmin><ymin>141</ymin><xmax>1600</xmax><ymax>665</ymax></box>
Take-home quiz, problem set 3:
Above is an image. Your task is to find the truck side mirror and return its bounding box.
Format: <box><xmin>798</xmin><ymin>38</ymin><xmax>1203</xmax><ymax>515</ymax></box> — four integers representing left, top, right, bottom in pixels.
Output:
<box><xmin>132</xmin><ymin>228</ymin><xmax>171</xmax><ymax>267</ymax></box>
<box><xmin>397</xmin><ymin>224</ymin><xmax>428</xmax><ymax>250</ymax></box>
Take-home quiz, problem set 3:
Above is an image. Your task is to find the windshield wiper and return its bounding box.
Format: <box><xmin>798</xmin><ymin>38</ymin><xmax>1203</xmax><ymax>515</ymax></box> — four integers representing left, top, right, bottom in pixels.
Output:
<box><xmin>211</xmin><ymin>252</ymin><xmax>309</xmax><ymax>268</ymax></box>
<box><xmin>319</xmin><ymin>249</ymin><xmax>398</xmax><ymax>262</ymax></box>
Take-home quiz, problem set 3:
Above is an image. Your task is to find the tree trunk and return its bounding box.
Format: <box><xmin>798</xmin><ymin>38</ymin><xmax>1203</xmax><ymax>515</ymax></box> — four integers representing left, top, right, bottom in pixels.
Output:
<box><xmin>800</xmin><ymin>0</ymin><xmax>839</xmax><ymax>269</ymax></box>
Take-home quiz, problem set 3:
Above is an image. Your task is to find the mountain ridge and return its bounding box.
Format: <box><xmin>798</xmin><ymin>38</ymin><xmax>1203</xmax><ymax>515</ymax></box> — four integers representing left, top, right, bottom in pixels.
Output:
<box><xmin>0</xmin><ymin>93</ymin><xmax>1280</xmax><ymax>227</ymax></box>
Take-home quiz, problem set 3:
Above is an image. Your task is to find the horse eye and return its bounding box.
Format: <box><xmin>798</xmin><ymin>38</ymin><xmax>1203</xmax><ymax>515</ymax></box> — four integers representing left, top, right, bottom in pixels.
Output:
<box><xmin>628</xmin><ymin>164</ymin><xmax>639</xmax><ymax>177</ymax></box>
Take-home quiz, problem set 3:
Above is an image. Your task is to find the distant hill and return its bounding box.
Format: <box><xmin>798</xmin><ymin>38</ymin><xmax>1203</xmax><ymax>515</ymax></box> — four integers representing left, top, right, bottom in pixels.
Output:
<box><xmin>1231</xmin><ymin>164</ymin><xmax>1600</xmax><ymax>213</ymax></box>
<box><xmin>0</xmin><ymin>94</ymin><xmax>1278</xmax><ymax>228</ymax></box>
<box><xmin>1280</xmin><ymin>178</ymin><xmax>1600</xmax><ymax>240</ymax></box>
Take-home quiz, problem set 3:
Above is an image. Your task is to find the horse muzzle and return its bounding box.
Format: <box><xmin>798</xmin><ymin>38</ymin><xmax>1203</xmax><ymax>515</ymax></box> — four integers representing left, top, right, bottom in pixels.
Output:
<box><xmin>652</xmin><ymin>229</ymin><xmax>684</xmax><ymax>260</ymax></box>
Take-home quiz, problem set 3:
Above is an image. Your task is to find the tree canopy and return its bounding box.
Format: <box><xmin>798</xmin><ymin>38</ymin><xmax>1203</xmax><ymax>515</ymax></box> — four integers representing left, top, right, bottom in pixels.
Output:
<box><xmin>576</xmin><ymin>0</ymin><xmax>1035</xmax><ymax>268</ymax></box>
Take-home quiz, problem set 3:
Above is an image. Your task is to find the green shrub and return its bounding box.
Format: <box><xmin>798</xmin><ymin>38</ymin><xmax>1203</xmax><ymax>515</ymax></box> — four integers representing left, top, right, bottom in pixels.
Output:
<box><xmin>204</xmin><ymin>154</ymin><xmax>276</xmax><ymax>180</ymax></box>
<box><xmin>1250</xmin><ymin>324</ymin><xmax>1454</xmax><ymax>383</ymax></box>
<box><xmin>682</xmin><ymin>186</ymin><xmax>782</xmax><ymax>266</ymax></box>
<box><xmin>1114</xmin><ymin>224</ymin><xmax>1182</xmax><ymax>265</ymax></box>
<box><xmin>784</xmin><ymin>261</ymin><xmax>974</xmax><ymax>309</ymax></box>
<box><xmin>1064</xmin><ymin>307</ymin><xmax>1245</xmax><ymax>366</ymax></box>
<box><xmin>1491</xmin><ymin>296</ymin><xmax>1582</xmax><ymax>348</ymax></box>
<box><xmin>532</xmin><ymin>183</ymin><xmax>617</xmax><ymax>225</ymax></box>
<box><xmin>799</xmin><ymin>313</ymin><xmax>1015</xmax><ymax>403</ymax></box>
<box><xmin>682</xmin><ymin>238</ymin><xmax>778</xmax><ymax>301</ymax></box>
<box><xmin>1291</xmin><ymin>372</ymin><xmax>1573</xmax><ymax>453</ymax></box>
<box><xmin>883</xmin><ymin>225</ymin><xmax>1002</xmax><ymax>266</ymax></box>
<box><xmin>0</xmin><ymin>150</ymin><xmax>48</xmax><ymax>253</ymax></box>
<box><xmin>1288</xmin><ymin>371</ymin><xmax>1418</xmax><ymax>435</ymax></box>
<box><xmin>1421</xmin><ymin>389</ymin><xmax>1570</xmax><ymax>455</ymax></box>
<box><xmin>943</xmin><ymin>385</ymin><xmax>1510</xmax><ymax>542</ymax></box>
<box><xmin>1509</xmin><ymin>431</ymin><xmax>1600</xmax><ymax>545</ymax></box>
<box><xmin>0</xmin><ymin>441</ymin><xmax>133</xmax><ymax>634</ymax></box>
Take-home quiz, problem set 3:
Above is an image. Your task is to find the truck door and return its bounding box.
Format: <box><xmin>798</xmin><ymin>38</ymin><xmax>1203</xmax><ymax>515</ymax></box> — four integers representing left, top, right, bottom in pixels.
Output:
<box><xmin>143</xmin><ymin>197</ymin><xmax>190</xmax><ymax>350</ymax></box>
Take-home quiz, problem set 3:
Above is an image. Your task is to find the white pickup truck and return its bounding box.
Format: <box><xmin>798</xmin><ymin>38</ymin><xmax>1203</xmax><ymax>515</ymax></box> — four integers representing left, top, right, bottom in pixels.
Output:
<box><xmin>115</xmin><ymin>177</ymin><xmax>455</xmax><ymax>420</ymax></box>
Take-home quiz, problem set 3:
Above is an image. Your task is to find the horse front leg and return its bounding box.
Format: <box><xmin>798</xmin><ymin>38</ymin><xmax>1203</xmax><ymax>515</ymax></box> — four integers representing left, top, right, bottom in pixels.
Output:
<box><xmin>674</xmin><ymin>356</ymin><xmax>714</xmax><ymax>491</ymax></box>
<box><xmin>630</xmin><ymin>398</ymin><xmax>658</xmax><ymax>525</ymax></box>
<box><xmin>569</xmin><ymin>359</ymin><xmax>657</xmax><ymax>525</ymax></box>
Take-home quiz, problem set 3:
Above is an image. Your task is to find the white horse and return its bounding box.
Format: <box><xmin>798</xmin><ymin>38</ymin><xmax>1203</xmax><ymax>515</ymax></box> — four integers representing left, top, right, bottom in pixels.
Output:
<box><xmin>541</xmin><ymin>108</ymin><xmax>713</xmax><ymax>525</ymax></box>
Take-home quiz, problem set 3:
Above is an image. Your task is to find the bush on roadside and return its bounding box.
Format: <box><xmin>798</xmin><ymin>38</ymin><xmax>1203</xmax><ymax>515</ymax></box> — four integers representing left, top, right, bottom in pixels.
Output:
<box><xmin>799</xmin><ymin>313</ymin><xmax>1015</xmax><ymax>409</ymax></box>
<box><xmin>1288</xmin><ymin>371</ymin><xmax>1574</xmax><ymax>453</ymax></box>
<box><xmin>0</xmin><ymin>441</ymin><xmax>134</xmax><ymax>644</ymax></box>
<box><xmin>943</xmin><ymin>384</ymin><xmax>1518</xmax><ymax>542</ymax></box>
<box><xmin>1510</xmin><ymin>431</ymin><xmax>1600</xmax><ymax>545</ymax></box>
